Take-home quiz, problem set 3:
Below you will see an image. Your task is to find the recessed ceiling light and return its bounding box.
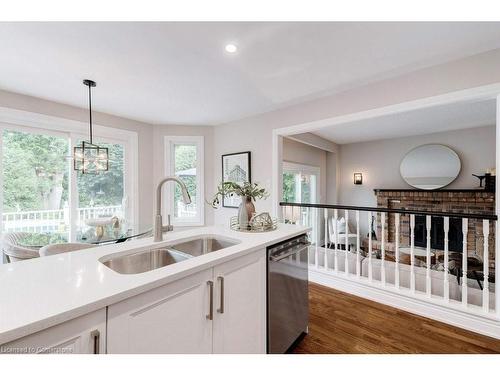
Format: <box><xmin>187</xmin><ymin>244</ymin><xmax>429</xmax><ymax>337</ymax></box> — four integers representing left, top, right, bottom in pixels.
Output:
<box><xmin>225</xmin><ymin>43</ymin><xmax>237</xmax><ymax>54</ymax></box>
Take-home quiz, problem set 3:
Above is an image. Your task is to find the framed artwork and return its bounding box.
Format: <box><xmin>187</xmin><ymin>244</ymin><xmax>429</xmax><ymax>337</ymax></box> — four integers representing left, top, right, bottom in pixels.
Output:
<box><xmin>222</xmin><ymin>151</ymin><xmax>251</xmax><ymax>208</ymax></box>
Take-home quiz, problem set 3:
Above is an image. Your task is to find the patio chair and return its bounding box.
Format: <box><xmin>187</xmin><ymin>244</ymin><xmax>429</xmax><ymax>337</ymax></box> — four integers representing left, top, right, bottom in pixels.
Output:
<box><xmin>2</xmin><ymin>232</ymin><xmax>41</xmax><ymax>262</ymax></box>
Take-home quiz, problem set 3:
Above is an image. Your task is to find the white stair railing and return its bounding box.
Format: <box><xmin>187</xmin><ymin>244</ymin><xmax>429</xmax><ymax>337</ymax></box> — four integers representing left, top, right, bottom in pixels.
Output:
<box><xmin>280</xmin><ymin>202</ymin><xmax>498</xmax><ymax>321</ymax></box>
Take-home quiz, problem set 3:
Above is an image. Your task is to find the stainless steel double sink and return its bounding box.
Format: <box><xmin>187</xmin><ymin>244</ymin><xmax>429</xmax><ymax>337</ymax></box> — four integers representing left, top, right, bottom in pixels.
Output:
<box><xmin>101</xmin><ymin>236</ymin><xmax>239</xmax><ymax>275</ymax></box>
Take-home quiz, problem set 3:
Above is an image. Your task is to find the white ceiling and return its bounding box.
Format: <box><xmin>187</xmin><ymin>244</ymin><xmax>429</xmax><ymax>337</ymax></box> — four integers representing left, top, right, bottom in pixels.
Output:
<box><xmin>312</xmin><ymin>99</ymin><xmax>496</xmax><ymax>144</ymax></box>
<box><xmin>1</xmin><ymin>22</ymin><xmax>500</xmax><ymax>125</ymax></box>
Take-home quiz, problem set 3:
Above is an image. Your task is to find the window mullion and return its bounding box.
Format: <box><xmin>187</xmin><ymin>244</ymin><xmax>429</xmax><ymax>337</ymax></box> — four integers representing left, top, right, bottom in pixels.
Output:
<box><xmin>69</xmin><ymin>134</ymin><xmax>78</xmax><ymax>242</ymax></box>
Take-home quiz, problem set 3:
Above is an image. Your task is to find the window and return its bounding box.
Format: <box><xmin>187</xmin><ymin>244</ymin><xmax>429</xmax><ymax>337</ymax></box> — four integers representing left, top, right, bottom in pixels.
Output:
<box><xmin>2</xmin><ymin>129</ymin><xmax>70</xmax><ymax>242</ymax></box>
<box><xmin>164</xmin><ymin>136</ymin><xmax>204</xmax><ymax>226</ymax></box>
<box><xmin>75</xmin><ymin>140</ymin><xmax>128</xmax><ymax>240</ymax></box>
<box><xmin>282</xmin><ymin>161</ymin><xmax>320</xmax><ymax>243</ymax></box>
<box><xmin>0</xmin><ymin>114</ymin><xmax>138</xmax><ymax>248</ymax></box>
<box><xmin>282</xmin><ymin>162</ymin><xmax>319</xmax><ymax>204</ymax></box>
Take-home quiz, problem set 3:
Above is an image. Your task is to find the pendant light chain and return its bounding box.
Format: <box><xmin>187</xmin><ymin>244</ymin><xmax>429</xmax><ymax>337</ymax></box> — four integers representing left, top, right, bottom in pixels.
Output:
<box><xmin>88</xmin><ymin>81</ymin><xmax>93</xmax><ymax>144</ymax></box>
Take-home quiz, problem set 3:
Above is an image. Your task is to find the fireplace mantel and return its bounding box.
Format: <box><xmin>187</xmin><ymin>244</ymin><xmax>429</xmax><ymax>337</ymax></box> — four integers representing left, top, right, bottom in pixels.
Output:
<box><xmin>374</xmin><ymin>188</ymin><xmax>489</xmax><ymax>193</ymax></box>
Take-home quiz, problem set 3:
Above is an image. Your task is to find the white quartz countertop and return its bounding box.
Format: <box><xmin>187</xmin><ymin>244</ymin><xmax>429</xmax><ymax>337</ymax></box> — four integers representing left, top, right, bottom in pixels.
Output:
<box><xmin>0</xmin><ymin>224</ymin><xmax>308</xmax><ymax>344</ymax></box>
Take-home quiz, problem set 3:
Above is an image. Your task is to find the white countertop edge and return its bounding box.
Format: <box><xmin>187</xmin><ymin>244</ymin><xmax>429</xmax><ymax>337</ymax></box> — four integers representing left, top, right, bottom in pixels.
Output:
<box><xmin>0</xmin><ymin>224</ymin><xmax>309</xmax><ymax>344</ymax></box>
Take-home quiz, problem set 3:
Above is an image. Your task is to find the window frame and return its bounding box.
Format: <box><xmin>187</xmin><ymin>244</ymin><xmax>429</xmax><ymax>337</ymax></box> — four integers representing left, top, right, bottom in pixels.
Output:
<box><xmin>282</xmin><ymin>161</ymin><xmax>321</xmax><ymax>204</ymax></box>
<box><xmin>164</xmin><ymin>135</ymin><xmax>204</xmax><ymax>226</ymax></box>
<box><xmin>70</xmin><ymin>134</ymin><xmax>134</xmax><ymax>240</ymax></box>
<box><xmin>0</xmin><ymin>109</ymin><xmax>139</xmax><ymax>241</ymax></box>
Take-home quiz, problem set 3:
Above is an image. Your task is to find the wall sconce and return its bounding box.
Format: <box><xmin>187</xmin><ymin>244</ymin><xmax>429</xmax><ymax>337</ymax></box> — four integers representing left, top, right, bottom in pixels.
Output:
<box><xmin>354</xmin><ymin>173</ymin><xmax>363</xmax><ymax>185</ymax></box>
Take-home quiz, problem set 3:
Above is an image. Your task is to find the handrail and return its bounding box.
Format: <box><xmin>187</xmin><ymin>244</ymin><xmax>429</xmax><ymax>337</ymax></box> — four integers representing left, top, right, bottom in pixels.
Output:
<box><xmin>279</xmin><ymin>201</ymin><xmax>497</xmax><ymax>221</ymax></box>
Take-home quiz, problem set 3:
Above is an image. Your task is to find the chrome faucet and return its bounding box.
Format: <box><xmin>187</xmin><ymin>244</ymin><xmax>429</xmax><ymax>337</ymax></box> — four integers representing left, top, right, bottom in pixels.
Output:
<box><xmin>154</xmin><ymin>176</ymin><xmax>192</xmax><ymax>242</ymax></box>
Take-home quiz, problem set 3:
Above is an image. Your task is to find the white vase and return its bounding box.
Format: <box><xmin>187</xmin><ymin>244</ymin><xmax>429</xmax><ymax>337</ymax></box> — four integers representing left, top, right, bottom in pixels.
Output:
<box><xmin>238</xmin><ymin>199</ymin><xmax>249</xmax><ymax>228</ymax></box>
<box><xmin>238</xmin><ymin>196</ymin><xmax>256</xmax><ymax>229</ymax></box>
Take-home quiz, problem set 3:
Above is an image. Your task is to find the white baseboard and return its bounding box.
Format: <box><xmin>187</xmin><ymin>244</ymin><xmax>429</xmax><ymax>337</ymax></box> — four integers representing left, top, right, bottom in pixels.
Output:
<box><xmin>309</xmin><ymin>268</ymin><xmax>500</xmax><ymax>340</ymax></box>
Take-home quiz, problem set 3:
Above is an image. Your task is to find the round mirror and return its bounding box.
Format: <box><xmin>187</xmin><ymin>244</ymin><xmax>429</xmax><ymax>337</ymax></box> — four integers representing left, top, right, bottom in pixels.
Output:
<box><xmin>400</xmin><ymin>144</ymin><xmax>461</xmax><ymax>190</ymax></box>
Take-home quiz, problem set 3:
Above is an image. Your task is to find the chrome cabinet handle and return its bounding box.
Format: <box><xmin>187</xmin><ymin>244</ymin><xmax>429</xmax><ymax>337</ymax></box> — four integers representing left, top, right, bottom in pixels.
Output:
<box><xmin>206</xmin><ymin>280</ymin><xmax>214</xmax><ymax>320</ymax></box>
<box><xmin>217</xmin><ymin>276</ymin><xmax>224</xmax><ymax>314</ymax></box>
<box><xmin>90</xmin><ymin>329</ymin><xmax>100</xmax><ymax>354</ymax></box>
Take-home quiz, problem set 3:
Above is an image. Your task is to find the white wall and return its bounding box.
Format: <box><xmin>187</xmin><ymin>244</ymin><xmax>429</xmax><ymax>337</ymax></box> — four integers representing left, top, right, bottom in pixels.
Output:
<box><xmin>212</xmin><ymin>49</ymin><xmax>500</xmax><ymax>225</ymax></box>
<box><xmin>338</xmin><ymin>125</ymin><xmax>496</xmax><ymax>207</ymax></box>
<box><xmin>326</xmin><ymin>152</ymin><xmax>338</xmax><ymax>204</ymax></box>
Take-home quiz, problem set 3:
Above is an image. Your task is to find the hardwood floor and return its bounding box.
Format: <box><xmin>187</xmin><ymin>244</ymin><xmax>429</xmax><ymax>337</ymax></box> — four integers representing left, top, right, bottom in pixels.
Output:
<box><xmin>292</xmin><ymin>282</ymin><xmax>500</xmax><ymax>354</ymax></box>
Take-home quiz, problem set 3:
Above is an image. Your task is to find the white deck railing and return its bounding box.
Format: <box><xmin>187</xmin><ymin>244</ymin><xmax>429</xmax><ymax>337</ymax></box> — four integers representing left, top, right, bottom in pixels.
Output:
<box><xmin>2</xmin><ymin>203</ymin><xmax>197</xmax><ymax>233</ymax></box>
<box><xmin>2</xmin><ymin>205</ymin><xmax>122</xmax><ymax>233</ymax></box>
<box><xmin>281</xmin><ymin>202</ymin><xmax>498</xmax><ymax>320</ymax></box>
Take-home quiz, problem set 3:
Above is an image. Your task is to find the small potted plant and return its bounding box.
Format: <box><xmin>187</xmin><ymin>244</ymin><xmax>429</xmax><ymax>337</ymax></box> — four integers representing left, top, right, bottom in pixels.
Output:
<box><xmin>209</xmin><ymin>181</ymin><xmax>269</xmax><ymax>227</ymax></box>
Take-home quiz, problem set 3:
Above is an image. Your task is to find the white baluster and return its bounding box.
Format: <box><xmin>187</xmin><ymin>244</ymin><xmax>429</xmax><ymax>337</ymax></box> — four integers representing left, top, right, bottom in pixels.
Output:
<box><xmin>324</xmin><ymin>208</ymin><xmax>328</xmax><ymax>270</ymax></box>
<box><xmin>345</xmin><ymin>210</ymin><xmax>349</xmax><ymax>275</ymax></box>
<box><xmin>483</xmin><ymin>219</ymin><xmax>490</xmax><ymax>313</ymax></box>
<box><xmin>368</xmin><ymin>212</ymin><xmax>372</xmax><ymax>282</ymax></box>
<box><xmin>334</xmin><ymin>209</ymin><xmax>338</xmax><ymax>272</ymax></box>
<box><xmin>324</xmin><ymin>208</ymin><xmax>328</xmax><ymax>268</ymax></box>
<box><xmin>306</xmin><ymin>206</ymin><xmax>311</xmax><ymax>236</ymax></box>
<box><xmin>315</xmin><ymin>207</ymin><xmax>320</xmax><ymax>267</ymax></box>
<box><xmin>426</xmin><ymin>215</ymin><xmax>432</xmax><ymax>297</ymax></box>
<box><xmin>381</xmin><ymin>212</ymin><xmax>386</xmax><ymax>286</ymax></box>
<box><xmin>443</xmin><ymin>217</ymin><xmax>450</xmax><ymax>302</ymax></box>
<box><xmin>410</xmin><ymin>214</ymin><xmax>415</xmax><ymax>293</ymax></box>
<box><xmin>356</xmin><ymin>210</ymin><xmax>360</xmax><ymax>278</ymax></box>
<box><xmin>462</xmin><ymin>218</ymin><xmax>468</xmax><ymax>307</ymax></box>
<box><xmin>395</xmin><ymin>213</ymin><xmax>400</xmax><ymax>289</ymax></box>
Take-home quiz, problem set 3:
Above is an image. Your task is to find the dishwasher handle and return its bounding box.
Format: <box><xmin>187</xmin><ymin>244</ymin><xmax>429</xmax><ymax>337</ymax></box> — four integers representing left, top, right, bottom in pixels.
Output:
<box><xmin>269</xmin><ymin>243</ymin><xmax>309</xmax><ymax>262</ymax></box>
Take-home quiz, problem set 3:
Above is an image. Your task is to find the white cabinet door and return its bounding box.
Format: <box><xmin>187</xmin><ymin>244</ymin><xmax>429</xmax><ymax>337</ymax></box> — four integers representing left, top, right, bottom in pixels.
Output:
<box><xmin>212</xmin><ymin>249</ymin><xmax>267</xmax><ymax>353</ymax></box>
<box><xmin>1</xmin><ymin>309</ymin><xmax>106</xmax><ymax>354</ymax></box>
<box><xmin>107</xmin><ymin>269</ymin><xmax>213</xmax><ymax>354</ymax></box>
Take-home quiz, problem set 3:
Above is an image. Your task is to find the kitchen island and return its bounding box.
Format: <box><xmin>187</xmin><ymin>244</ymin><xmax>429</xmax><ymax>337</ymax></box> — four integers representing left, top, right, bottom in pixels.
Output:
<box><xmin>0</xmin><ymin>224</ymin><xmax>308</xmax><ymax>353</ymax></box>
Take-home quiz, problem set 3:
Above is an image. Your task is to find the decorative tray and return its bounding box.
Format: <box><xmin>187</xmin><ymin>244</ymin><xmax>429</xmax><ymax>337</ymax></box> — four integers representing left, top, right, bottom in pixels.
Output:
<box><xmin>230</xmin><ymin>214</ymin><xmax>278</xmax><ymax>233</ymax></box>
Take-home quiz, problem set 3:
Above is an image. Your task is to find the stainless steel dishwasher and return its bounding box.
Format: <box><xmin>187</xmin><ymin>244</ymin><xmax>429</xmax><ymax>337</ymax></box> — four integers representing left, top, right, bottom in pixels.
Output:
<box><xmin>267</xmin><ymin>234</ymin><xmax>310</xmax><ymax>353</ymax></box>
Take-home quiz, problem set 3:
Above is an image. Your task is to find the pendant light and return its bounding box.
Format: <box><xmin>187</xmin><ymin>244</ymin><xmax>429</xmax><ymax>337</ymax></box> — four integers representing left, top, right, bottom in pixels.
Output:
<box><xmin>73</xmin><ymin>79</ymin><xmax>109</xmax><ymax>174</ymax></box>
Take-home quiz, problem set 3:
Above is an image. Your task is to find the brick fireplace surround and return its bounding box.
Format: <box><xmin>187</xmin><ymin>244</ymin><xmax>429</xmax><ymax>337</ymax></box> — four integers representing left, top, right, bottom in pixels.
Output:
<box><xmin>371</xmin><ymin>189</ymin><xmax>495</xmax><ymax>262</ymax></box>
